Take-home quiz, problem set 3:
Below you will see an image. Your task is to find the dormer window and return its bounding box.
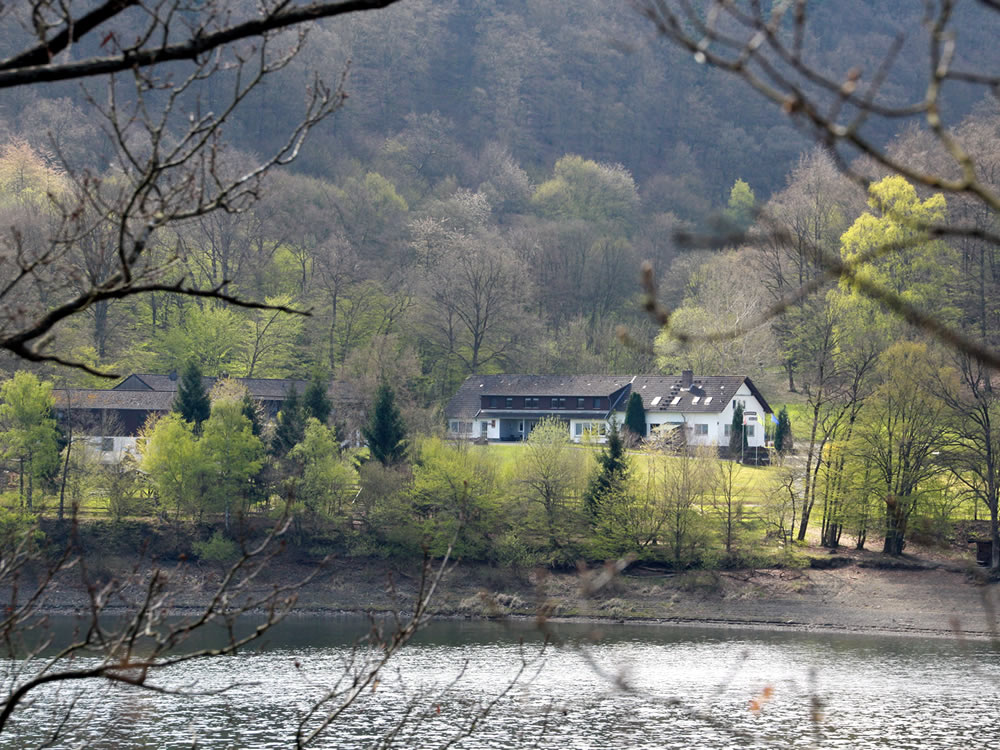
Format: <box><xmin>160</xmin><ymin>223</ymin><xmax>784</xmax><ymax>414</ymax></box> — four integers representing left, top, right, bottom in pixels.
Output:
<box><xmin>525</xmin><ymin>397</ymin><xmax>540</xmax><ymax>408</ymax></box>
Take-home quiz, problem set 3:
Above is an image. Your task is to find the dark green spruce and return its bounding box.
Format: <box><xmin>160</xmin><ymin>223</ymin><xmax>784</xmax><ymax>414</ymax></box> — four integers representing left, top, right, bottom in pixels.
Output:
<box><xmin>583</xmin><ymin>419</ymin><xmax>629</xmax><ymax>520</ymax></box>
<box><xmin>624</xmin><ymin>392</ymin><xmax>646</xmax><ymax>438</ymax></box>
<box><xmin>363</xmin><ymin>384</ymin><xmax>407</xmax><ymax>466</ymax></box>
<box><xmin>173</xmin><ymin>360</ymin><xmax>210</xmax><ymax>430</ymax></box>
<box><xmin>271</xmin><ymin>385</ymin><xmax>306</xmax><ymax>457</ymax></box>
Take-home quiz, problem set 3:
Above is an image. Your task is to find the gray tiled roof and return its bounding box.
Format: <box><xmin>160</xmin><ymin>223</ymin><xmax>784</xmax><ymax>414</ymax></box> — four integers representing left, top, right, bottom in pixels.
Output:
<box><xmin>630</xmin><ymin>375</ymin><xmax>771</xmax><ymax>414</ymax></box>
<box><xmin>445</xmin><ymin>374</ymin><xmax>772</xmax><ymax>419</ymax></box>
<box><xmin>113</xmin><ymin>373</ymin><xmax>309</xmax><ymax>399</ymax></box>
<box><xmin>54</xmin><ymin>389</ymin><xmax>175</xmax><ymax>411</ymax></box>
<box><xmin>445</xmin><ymin>375</ymin><xmax>632</xmax><ymax>419</ymax></box>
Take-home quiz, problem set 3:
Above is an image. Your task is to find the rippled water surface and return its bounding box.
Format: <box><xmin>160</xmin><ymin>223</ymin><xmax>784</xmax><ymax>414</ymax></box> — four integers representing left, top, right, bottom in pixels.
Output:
<box><xmin>4</xmin><ymin>617</ymin><xmax>999</xmax><ymax>748</ymax></box>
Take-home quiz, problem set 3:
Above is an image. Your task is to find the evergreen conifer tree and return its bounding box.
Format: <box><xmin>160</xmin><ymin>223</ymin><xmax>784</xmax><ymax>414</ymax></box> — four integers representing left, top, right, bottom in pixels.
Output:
<box><xmin>271</xmin><ymin>385</ymin><xmax>305</xmax><ymax>457</ymax></box>
<box><xmin>241</xmin><ymin>393</ymin><xmax>263</xmax><ymax>437</ymax></box>
<box><xmin>774</xmin><ymin>406</ymin><xmax>792</xmax><ymax>454</ymax></box>
<box><xmin>363</xmin><ymin>384</ymin><xmax>407</xmax><ymax>466</ymax></box>
<box><xmin>173</xmin><ymin>360</ymin><xmax>210</xmax><ymax>430</ymax></box>
<box><xmin>583</xmin><ymin>419</ymin><xmax>629</xmax><ymax>520</ymax></box>
<box><xmin>623</xmin><ymin>392</ymin><xmax>646</xmax><ymax>438</ymax></box>
<box><xmin>729</xmin><ymin>402</ymin><xmax>746</xmax><ymax>457</ymax></box>
<box><xmin>304</xmin><ymin>373</ymin><xmax>332</xmax><ymax>424</ymax></box>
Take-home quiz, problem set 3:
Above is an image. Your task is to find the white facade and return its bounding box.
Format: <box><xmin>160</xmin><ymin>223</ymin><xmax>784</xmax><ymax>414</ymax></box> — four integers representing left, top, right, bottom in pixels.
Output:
<box><xmin>614</xmin><ymin>382</ymin><xmax>769</xmax><ymax>449</ymax></box>
<box><xmin>81</xmin><ymin>436</ymin><xmax>141</xmax><ymax>464</ymax></box>
<box><xmin>445</xmin><ymin>374</ymin><xmax>773</xmax><ymax>450</ymax></box>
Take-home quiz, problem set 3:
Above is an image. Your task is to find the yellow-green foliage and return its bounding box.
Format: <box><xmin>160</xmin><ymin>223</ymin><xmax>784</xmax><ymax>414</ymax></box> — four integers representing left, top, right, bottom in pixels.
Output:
<box><xmin>411</xmin><ymin>437</ymin><xmax>505</xmax><ymax>558</ymax></box>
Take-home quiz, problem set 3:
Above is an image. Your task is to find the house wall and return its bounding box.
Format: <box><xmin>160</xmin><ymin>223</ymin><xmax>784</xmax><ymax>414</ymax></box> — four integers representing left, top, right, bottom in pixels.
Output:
<box><xmin>613</xmin><ymin>385</ymin><xmax>769</xmax><ymax>448</ymax></box>
<box><xmin>82</xmin><ymin>436</ymin><xmax>140</xmax><ymax>464</ymax></box>
<box><xmin>448</xmin><ymin>383</ymin><xmax>771</xmax><ymax>448</ymax></box>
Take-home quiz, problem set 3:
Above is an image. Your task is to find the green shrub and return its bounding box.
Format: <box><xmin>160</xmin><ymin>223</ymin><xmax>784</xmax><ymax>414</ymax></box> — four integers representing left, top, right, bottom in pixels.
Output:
<box><xmin>193</xmin><ymin>531</ymin><xmax>239</xmax><ymax>562</ymax></box>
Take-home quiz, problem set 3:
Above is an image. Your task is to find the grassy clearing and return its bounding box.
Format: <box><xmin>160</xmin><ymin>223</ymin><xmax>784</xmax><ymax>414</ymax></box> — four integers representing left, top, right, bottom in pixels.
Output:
<box><xmin>469</xmin><ymin>442</ymin><xmax>780</xmax><ymax>506</ymax></box>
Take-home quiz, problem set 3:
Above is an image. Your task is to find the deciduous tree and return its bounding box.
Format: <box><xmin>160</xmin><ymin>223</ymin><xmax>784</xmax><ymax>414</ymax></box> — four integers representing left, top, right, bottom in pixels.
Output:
<box><xmin>851</xmin><ymin>342</ymin><xmax>951</xmax><ymax>555</ymax></box>
<box><xmin>201</xmin><ymin>399</ymin><xmax>265</xmax><ymax>531</ymax></box>
<box><xmin>0</xmin><ymin>372</ymin><xmax>59</xmax><ymax>510</ymax></box>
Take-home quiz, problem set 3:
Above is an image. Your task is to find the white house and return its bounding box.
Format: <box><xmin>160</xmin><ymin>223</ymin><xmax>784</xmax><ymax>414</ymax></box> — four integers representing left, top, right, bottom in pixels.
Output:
<box><xmin>444</xmin><ymin>371</ymin><xmax>773</xmax><ymax>452</ymax></box>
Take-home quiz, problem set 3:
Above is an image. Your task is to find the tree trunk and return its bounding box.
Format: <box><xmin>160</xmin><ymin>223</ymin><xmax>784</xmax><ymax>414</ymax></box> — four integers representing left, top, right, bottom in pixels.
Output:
<box><xmin>58</xmin><ymin>436</ymin><xmax>71</xmax><ymax>521</ymax></box>
<box><xmin>796</xmin><ymin>403</ymin><xmax>821</xmax><ymax>541</ymax></box>
<box><xmin>882</xmin><ymin>495</ymin><xmax>906</xmax><ymax>556</ymax></box>
<box><xmin>991</xmin><ymin>501</ymin><xmax>999</xmax><ymax>570</ymax></box>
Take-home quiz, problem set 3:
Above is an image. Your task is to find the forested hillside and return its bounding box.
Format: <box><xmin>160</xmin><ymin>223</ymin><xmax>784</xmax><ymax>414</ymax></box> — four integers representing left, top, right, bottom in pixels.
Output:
<box><xmin>2</xmin><ymin>0</ymin><xmax>999</xmax><ymax>419</ymax></box>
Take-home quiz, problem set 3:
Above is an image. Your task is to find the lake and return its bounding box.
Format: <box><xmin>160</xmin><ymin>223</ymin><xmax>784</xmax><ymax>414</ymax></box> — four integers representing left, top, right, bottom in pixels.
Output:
<box><xmin>2</xmin><ymin>616</ymin><xmax>998</xmax><ymax>748</ymax></box>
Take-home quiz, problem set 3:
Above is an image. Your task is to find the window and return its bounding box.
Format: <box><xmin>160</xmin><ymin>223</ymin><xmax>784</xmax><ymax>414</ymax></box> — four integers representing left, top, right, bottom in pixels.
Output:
<box><xmin>747</xmin><ymin>425</ymin><xmax>756</xmax><ymax>438</ymax></box>
<box><xmin>525</xmin><ymin>397</ymin><xmax>539</xmax><ymax>408</ymax></box>
<box><xmin>691</xmin><ymin>396</ymin><xmax>700</xmax><ymax>404</ymax></box>
<box><xmin>670</xmin><ymin>396</ymin><xmax>682</xmax><ymax>405</ymax></box>
<box><xmin>577</xmin><ymin>397</ymin><xmax>586</xmax><ymax>409</ymax></box>
<box><xmin>101</xmin><ymin>437</ymin><xmax>115</xmax><ymax>452</ymax></box>
<box><xmin>505</xmin><ymin>397</ymin><xmax>513</xmax><ymax>409</ymax></box>
<box><xmin>724</xmin><ymin>424</ymin><xmax>731</xmax><ymax>437</ymax></box>
<box><xmin>650</xmin><ymin>396</ymin><xmax>661</xmax><ymax>406</ymax></box>
<box><xmin>575</xmin><ymin>422</ymin><xmax>608</xmax><ymax>438</ymax></box>
<box><xmin>593</xmin><ymin>397</ymin><xmax>601</xmax><ymax>408</ymax></box>
<box><xmin>489</xmin><ymin>396</ymin><xmax>497</xmax><ymax>408</ymax></box>
<box><xmin>552</xmin><ymin>397</ymin><xmax>566</xmax><ymax>409</ymax></box>
<box><xmin>695</xmin><ymin>424</ymin><xmax>708</xmax><ymax>435</ymax></box>
<box><xmin>704</xmin><ymin>396</ymin><xmax>712</xmax><ymax>405</ymax></box>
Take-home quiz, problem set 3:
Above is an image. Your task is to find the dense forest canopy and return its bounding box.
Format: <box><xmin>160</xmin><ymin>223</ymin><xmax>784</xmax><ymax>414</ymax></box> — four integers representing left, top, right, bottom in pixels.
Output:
<box><xmin>1</xmin><ymin>0</ymin><xmax>999</xmax><ymax>417</ymax></box>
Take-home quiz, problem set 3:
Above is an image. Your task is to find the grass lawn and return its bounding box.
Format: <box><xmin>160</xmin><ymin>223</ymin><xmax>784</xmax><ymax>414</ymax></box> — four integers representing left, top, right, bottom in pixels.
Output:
<box><xmin>468</xmin><ymin>441</ymin><xmax>779</xmax><ymax>505</ymax></box>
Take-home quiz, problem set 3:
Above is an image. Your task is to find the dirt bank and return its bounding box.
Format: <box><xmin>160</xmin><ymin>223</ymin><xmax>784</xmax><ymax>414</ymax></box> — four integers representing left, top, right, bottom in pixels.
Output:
<box><xmin>22</xmin><ymin>547</ymin><xmax>1000</xmax><ymax>640</ymax></box>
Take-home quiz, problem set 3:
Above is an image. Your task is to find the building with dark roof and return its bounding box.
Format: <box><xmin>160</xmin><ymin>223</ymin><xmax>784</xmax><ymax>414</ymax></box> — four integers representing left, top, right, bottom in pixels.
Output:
<box><xmin>52</xmin><ymin>373</ymin><xmax>310</xmax><ymax>460</ymax></box>
<box><xmin>444</xmin><ymin>371</ymin><xmax>772</xmax><ymax>449</ymax></box>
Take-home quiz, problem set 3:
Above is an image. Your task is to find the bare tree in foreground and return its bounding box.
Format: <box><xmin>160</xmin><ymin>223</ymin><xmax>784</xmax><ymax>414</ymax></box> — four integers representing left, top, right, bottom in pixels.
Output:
<box><xmin>0</xmin><ymin>0</ymin><xmax>404</xmax><ymax>372</ymax></box>
<box><xmin>634</xmin><ymin>0</ymin><xmax>1000</xmax><ymax>369</ymax></box>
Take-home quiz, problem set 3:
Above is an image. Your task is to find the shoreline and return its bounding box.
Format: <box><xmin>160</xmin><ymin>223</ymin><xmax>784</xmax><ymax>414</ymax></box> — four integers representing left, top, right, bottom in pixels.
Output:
<box><xmin>28</xmin><ymin>602</ymin><xmax>993</xmax><ymax>641</ymax></box>
<box><xmin>22</xmin><ymin>552</ymin><xmax>1000</xmax><ymax>643</ymax></box>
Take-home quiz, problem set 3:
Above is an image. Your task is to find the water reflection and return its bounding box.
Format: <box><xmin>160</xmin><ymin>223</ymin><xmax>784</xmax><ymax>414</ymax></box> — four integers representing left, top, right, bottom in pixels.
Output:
<box><xmin>2</xmin><ymin>615</ymin><xmax>998</xmax><ymax>749</ymax></box>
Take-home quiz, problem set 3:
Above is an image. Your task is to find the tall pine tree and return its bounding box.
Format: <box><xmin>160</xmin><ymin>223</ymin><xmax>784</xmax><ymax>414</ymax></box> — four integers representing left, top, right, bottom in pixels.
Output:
<box><xmin>304</xmin><ymin>373</ymin><xmax>332</xmax><ymax>424</ymax></box>
<box><xmin>729</xmin><ymin>402</ymin><xmax>747</xmax><ymax>457</ymax></box>
<box><xmin>363</xmin><ymin>384</ymin><xmax>407</xmax><ymax>466</ymax></box>
<box><xmin>583</xmin><ymin>419</ymin><xmax>629</xmax><ymax>520</ymax></box>
<box><xmin>173</xmin><ymin>360</ymin><xmax>210</xmax><ymax>430</ymax></box>
<box><xmin>623</xmin><ymin>392</ymin><xmax>646</xmax><ymax>438</ymax></box>
<box><xmin>271</xmin><ymin>385</ymin><xmax>306</xmax><ymax>457</ymax></box>
<box><xmin>774</xmin><ymin>406</ymin><xmax>791</xmax><ymax>454</ymax></box>
<box><xmin>241</xmin><ymin>393</ymin><xmax>263</xmax><ymax>437</ymax></box>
